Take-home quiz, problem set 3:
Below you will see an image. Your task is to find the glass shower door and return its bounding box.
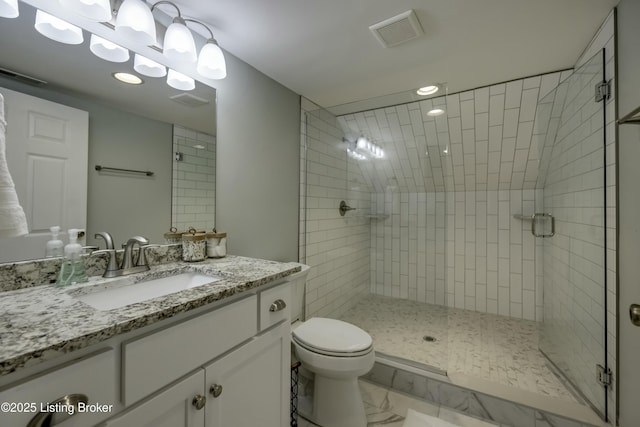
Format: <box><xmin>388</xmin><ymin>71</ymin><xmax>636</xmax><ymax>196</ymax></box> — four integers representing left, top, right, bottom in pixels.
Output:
<box><xmin>536</xmin><ymin>51</ymin><xmax>608</xmax><ymax>419</ymax></box>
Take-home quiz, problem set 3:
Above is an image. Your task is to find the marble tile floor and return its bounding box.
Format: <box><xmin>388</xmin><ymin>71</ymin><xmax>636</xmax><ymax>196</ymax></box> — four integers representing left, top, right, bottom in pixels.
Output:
<box><xmin>337</xmin><ymin>294</ymin><xmax>576</xmax><ymax>402</ymax></box>
<box><xmin>296</xmin><ymin>380</ymin><xmax>502</xmax><ymax>427</ymax></box>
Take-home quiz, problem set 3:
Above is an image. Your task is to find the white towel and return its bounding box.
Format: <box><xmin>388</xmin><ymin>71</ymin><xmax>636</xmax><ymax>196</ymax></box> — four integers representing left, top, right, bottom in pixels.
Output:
<box><xmin>402</xmin><ymin>409</ymin><xmax>461</xmax><ymax>427</ymax></box>
<box><xmin>0</xmin><ymin>92</ymin><xmax>28</xmax><ymax>237</ymax></box>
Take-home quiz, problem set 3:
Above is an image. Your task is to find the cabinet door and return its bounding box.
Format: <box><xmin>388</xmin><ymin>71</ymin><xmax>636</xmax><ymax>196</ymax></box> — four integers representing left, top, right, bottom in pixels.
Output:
<box><xmin>205</xmin><ymin>322</ymin><xmax>290</xmax><ymax>427</ymax></box>
<box><xmin>104</xmin><ymin>370</ymin><xmax>205</xmax><ymax>427</ymax></box>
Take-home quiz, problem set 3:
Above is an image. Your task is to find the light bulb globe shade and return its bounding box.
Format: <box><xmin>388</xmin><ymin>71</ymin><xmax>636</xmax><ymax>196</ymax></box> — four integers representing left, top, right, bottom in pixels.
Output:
<box><xmin>356</xmin><ymin>136</ymin><xmax>367</xmax><ymax>150</ymax></box>
<box><xmin>197</xmin><ymin>42</ymin><xmax>226</xmax><ymax>80</ymax></box>
<box><xmin>90</xmin><ymin>34</ymin><xmax>129</xmax><ymax>62</ymax></box>
<box><xmin>163</xmin><ymin>21</ymin><xmax>197</xmax><ymax>62</ymax></box>
<box><xmin>59</xmin><ymin>0</ymin><xmax>111</xmax><ymax>21</ymax></box>
<box><xmin>167</xmin><ymin>69</ymin><xmax>195</xmax><ymax>91</ymax></box>
<box><xmin>0</xmin><ymin>0</ymin><xmax>19</xmax><ymax>18</ymax></box>
<box><xmin>115</xmin><ymin>0</ymin><xmax>156</xmax><ymax>46</ymax></box>
<box><xmin>134</xmin><ymin>54</ymin><xmax>167</xmax><ymax>77</ymax></box>
<box><xmin>34</xmin><ymin>10</ymin><xmax>84</xmax><ymax>45</ymax></box>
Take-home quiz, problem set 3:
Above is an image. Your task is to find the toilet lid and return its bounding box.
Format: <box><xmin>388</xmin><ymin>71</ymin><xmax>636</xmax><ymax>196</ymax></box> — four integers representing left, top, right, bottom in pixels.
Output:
<box><xmin>292</xmin><ymin>317</ymin><xmax>372</xmax><ymax>354</ymax></box>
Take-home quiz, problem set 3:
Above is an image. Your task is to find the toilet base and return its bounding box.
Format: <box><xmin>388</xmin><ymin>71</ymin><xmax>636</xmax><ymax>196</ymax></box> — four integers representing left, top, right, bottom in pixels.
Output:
<box><xmin>299</xmin><ymin>374</ymin><xmax>367</xmax><ymax>427</ymax></box>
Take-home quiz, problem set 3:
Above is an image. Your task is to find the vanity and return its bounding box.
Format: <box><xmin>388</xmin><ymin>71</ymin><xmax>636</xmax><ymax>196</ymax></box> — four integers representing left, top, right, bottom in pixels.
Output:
<box><xmin>0</xmin><ymin>253</ymin><xmax>299</xmax><ymax>427</ymax></box>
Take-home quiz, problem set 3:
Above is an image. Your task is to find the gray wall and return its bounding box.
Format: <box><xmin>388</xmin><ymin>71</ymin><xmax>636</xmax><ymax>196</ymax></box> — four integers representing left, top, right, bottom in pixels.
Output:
<box><xmin>616</xmin><ymin>1</ymin><xmax>640</xmax><ymax>425</ymax></box>
<box><xmin>0</xmin><ymin>76</ymin><xmax>172</xmax><ymax>249</ymax></box>
<box><xmin>214</xmin><ymin>52</ymin><xmax>301</xmax><ymax>262</ymax></box>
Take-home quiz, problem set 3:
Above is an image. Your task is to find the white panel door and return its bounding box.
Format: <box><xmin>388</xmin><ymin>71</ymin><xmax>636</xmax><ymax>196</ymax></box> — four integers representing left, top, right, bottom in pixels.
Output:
<box><xmin>0</xmin><ymin>87</ymin><xmax>88</xmax><ymax>262</ymax></box>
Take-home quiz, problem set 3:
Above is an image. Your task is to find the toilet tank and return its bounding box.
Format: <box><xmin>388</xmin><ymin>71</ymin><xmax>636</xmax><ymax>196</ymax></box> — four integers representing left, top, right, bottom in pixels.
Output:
<box><xmin>288</xmin><ymin>264</ymin><xmax>311</xmax><ymax>323</ymax></box>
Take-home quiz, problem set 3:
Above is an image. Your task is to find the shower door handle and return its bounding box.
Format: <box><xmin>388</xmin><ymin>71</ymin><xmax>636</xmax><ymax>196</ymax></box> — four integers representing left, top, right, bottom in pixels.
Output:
<box><xmin>630</xmin><ymin>304</ymin><xmax>640</xmax><ymax>326</ymax></box>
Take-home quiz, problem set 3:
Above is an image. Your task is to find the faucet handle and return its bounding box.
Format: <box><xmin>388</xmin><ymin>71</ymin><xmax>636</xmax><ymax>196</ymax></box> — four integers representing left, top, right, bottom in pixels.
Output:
<box><xmin>127</xmin><ymin>236</ymin><xmax>149</xmax><ymax>246</ymax></box>
<box><xmin>137</xmin><ymin>244</ymin><xmax>160</xmax><ymax>267</ymax></box>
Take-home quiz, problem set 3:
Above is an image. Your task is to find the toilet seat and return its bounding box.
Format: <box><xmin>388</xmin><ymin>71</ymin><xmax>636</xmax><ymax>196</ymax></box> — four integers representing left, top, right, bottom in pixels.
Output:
<box><xmin>292</xmin><ymin>317</ymin><xmax>373</xmax><ymax>357</ymax></box>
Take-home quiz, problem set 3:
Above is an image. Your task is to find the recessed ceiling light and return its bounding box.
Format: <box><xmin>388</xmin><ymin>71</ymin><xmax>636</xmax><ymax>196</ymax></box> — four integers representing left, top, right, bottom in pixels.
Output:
<box><xmin>112</xmin><ymin>72</ymin><xmax>143</xmax><ymax>85</ymax></box>
<box><xmin>427</xmin><ymin>108</ymin><xmax>445</xmax><ymax>117</ymax></box>
<box><xmin>417</xmin><ymin>85</ymin><xmax>439</xmax><ymax>96</ymax></box>
<box><xmin>193</xmin><ymin>144</ymin><xmax>205</xmax><ymax>149</ymax></box>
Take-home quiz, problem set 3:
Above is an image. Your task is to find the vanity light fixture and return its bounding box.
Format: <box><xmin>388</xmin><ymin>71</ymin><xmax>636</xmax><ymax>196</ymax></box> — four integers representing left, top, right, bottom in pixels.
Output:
<box><xmin>151</xmin><ymin>1</ymin><xmax>197</xmax><ymax>62</ymax></box>
<box><xmin>0</xmin><ymin>0</ymin><xmax>18</xmax><ymax>18</ymax></box>
<box><xmin>346</xmin><ymin>136</ymin><xmax>384</xmax><ymax>160</ymax></box>
<box><xmin>115</xmin><ymin>0</ymin><xmax>156</xmax><ymax>46</ymax></box>
<box><xmin>113</xmin><ymin>72</ymin><xmax>143</xmax><ymax>85</ymax></box>
<box><xmin>60</xmin><ymin>0</ymin><xmax>112</xmax><ymax>22</ymax></box>
<box><xmin>416</xmin><ymin>85</ymin><xmax>439</xmax><ymax>96</ymax></box>
<box><xmin>167</xmin><ymin>68</ymin><xmax>195</xmax><ymax>90</ymax></box>
<box><xmin>34</xmin><ymin>10</ymin><xmax>84</xmax><ymax>45</ymax></box>
<box><xmin>185</xmin><ymin>18</ymin><xmax>227</xmax><ymax>80</ymax></box>
<box><xmin>133</xmin><ymin>53</ymin><xmax>167</xmax><ymax>77</ymax></box>
<box><xmin>427</xmin><ymin>108</ymin><xmax>445</xmax><ymax>117</ymax></box>
<box><xmin>90</xmin><ymin>34</ymin><xmax>130</xmax><ymax>62</ymax></box>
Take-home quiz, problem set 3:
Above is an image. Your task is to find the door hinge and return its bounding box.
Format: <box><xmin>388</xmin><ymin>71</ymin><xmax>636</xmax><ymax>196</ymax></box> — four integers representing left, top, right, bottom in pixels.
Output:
<box><xmin>595</xmin><ymin>80</ymin><xmax>611</xmax><ymax>102</ymax></box>
<box><xmin>596</xmin><ymin>364</ymin><xmax>612</xmax><ymax>387</ymax></box>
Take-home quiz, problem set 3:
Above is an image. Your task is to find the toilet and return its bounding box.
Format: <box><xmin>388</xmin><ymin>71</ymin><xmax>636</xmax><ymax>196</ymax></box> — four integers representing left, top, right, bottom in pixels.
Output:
<box><xmin>288</xmin><ymin>264</ymin><xmax>375</xmax><ymax>427</ymax></box>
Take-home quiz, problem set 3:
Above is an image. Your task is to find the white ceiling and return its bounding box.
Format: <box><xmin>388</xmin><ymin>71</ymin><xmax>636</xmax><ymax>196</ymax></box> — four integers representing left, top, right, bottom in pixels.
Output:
<box><xmin>175</xmin><ymin>0</ymin><xmax>617</xmax><ymax>110</ymax></box>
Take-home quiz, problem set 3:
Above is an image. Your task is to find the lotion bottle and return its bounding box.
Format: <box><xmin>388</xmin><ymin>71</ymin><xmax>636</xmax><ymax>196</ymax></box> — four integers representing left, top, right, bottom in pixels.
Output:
<box><xmin>45</xmin><ymin>226</ymin><xmax>64</xmax><ymax>258</ymax></box>
<box><xmin>56</xmin><ymin>228</ymin><xmax>88</xmax><ymax>286</ymax></box>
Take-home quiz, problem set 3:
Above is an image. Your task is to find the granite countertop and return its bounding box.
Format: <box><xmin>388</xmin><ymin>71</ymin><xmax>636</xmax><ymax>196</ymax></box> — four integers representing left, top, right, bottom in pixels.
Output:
<box><xmin>0</xmin><ymin>255</ymin><xmax>301</xmax><ymax>377</ymax></box>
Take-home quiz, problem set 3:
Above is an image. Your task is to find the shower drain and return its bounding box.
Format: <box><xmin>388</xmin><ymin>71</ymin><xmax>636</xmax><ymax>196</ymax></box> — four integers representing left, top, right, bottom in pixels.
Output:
<box><xmin>423</xmin><ymin>335</ymin><xmax>436</xmax><ymax>342</ymax></box>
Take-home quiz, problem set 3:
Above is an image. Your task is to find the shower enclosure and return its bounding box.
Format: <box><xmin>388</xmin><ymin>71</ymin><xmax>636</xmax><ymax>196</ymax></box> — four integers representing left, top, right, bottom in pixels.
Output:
<box><xmin>300</xmin><ymin>50</ymin><xmax>610</xmax><ymax>420</ymax></box>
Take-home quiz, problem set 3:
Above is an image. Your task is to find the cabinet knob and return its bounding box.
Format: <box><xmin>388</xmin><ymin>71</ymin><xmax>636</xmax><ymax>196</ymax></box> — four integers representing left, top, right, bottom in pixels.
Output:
<box><xmin>269</xmin><ymin>299</ymin><xmax>287</xmax><ymax>312</ymax></box>
<box><xmin>192</xmin><ymin>394</ymin><xmax>206</xmax><ymax>410</ymax></box>
<box><xmin>210</xmin><ymin>384</ymin><xmax>223</xmax><ymax>398</ymax></box>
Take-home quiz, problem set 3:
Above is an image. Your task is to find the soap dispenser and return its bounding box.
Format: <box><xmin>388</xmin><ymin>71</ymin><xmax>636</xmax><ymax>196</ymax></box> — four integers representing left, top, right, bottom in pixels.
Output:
<box><xmin>56</xmin><ymin>228</ymin><xmax>88</xmax><ymax>287</ymax></box>
<box><xmin>45</xmin><ymin>226</ymin><xmax>64</xmax><ymax>258</ymax></box>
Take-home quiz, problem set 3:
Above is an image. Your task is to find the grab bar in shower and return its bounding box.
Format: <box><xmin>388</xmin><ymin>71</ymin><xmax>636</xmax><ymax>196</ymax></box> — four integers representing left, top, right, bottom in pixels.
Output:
<box><xmin>513</xmin><ymin>213</ymin><xmax>555</xmax><ymax>238</ymax></box>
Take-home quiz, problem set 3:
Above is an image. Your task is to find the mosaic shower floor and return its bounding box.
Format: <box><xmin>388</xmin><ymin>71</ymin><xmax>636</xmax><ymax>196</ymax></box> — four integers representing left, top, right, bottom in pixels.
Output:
<box><xmin>337</xmin><ymin>294</ymin><xmax>577</xmax><ymax>402</ymax></box>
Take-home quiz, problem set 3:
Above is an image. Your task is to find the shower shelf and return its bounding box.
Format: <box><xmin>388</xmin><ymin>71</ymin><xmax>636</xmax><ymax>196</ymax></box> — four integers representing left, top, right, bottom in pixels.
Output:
<box><xmin>366</xmin><ymin>214</ymin><xmax>389</xmax><ymax>220</ymax></box>
<box><xmin>352</xmin><ymin>214</ymin><xmax>389</xmax><ymax>220</ymax></box>
<box><xmin>513</xmin><ymin>213</ymin><xmax>555</xmax><ymax>238</ymax></box>
<box><xmin>513</xmin><ymin>214</ymin><xmax>535</xmax><ymax>220</ymax></box>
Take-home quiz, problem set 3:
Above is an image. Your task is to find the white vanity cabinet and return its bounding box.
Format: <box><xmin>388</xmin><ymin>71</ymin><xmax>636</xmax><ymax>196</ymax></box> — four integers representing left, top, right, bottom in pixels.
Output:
<box><xmin>104</xmin><ymin>282</ymin><xmax>292</xmax><ymax>427</ymax></box>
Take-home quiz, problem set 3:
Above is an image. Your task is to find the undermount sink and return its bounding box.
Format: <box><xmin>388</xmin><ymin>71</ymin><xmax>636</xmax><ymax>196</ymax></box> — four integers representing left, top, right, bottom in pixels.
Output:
<box><xmin>75</xmin><ymin>272</ymin><xmax>222</xmax><ymax>311</ymax></box>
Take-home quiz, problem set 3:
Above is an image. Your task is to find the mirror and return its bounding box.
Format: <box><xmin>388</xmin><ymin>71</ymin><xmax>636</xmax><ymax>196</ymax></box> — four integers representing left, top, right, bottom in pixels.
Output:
<box><xmin>0</xmin><ymin>2</ymin><xmax>216</xmax><ymax>262</ymax></box>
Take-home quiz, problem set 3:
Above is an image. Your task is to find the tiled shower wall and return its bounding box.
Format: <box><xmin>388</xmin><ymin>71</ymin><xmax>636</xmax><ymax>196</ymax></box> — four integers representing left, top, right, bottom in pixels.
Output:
<box><xmin>171</xmin><ymin>125</ymin><xmax>216</xmax><ymax>232</ymax></box>
<box><xmin>369</xmin><ymin>192</ymin><xmax>447</xmax><ymax>304</ymax></box>
<box><xmin>370</xmin><ymin>189</ymin><xmax>541</xmax><ymax>320</ymax></box>
<box><xmin>300</xmin><ymin>98</ymin><xmax>371</xmax><ymax>319</ymax></box>
<box><xmin>348</xmin><ymin>72</ymin><xmax>568</xmax><ymax>320</ymax></box>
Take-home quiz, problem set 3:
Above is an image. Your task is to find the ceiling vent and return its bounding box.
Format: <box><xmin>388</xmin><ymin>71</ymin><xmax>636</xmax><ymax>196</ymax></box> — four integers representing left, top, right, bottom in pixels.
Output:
<box><xmin>369</xmin><ymin>10</ymin><xmax>423</xmax><ymax>48</ymax></box>
<box><xmin>169</xmin><ymin>93</ymin><xmax>210</xmax><ymax>108</ymax></box>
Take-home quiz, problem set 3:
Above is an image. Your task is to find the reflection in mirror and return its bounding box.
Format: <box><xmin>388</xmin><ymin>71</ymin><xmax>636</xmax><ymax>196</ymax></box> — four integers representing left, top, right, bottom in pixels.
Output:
<box><xmin>0</xmin><ymin>2</ymin><xmax>216</xmax><ymax>263</ymax></box>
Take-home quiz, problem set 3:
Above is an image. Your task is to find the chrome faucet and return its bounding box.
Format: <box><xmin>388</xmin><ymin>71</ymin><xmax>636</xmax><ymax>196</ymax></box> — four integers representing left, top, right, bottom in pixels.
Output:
<box><xmin>93</xmin><ymin>232</ymin><xmax>152</xmax><ymax>278</ymax></box>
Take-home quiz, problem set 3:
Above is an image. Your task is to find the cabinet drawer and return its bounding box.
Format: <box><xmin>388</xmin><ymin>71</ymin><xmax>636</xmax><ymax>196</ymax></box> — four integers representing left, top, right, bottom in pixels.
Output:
<box><xmin>259</xmin><ymin>283</ymin><xmax>290</xmax><ymax>331</ymax></box>
<box><xmin>0</xmin><ymin>348</ymin><xmax>117</xmax><ymax>427</ymax></box>
<box><xmin>123</xmin><ymin>295</ymin><xmax>257</xmax><ymax>406</ymax></box>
